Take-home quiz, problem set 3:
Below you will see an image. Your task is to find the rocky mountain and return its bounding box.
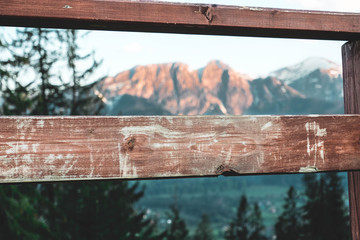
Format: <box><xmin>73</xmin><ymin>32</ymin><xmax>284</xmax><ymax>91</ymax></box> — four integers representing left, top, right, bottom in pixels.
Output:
<box><xmin>95</xmin><ymin>57</ymin><xmax>344</xmax><ymax>116</ymax></box>
<box><xmin>98</xmin><ymin>60</ymin><xmax>252</xmax><ymax>115</ymax></box>
<box><xmin>269</xmin><ymin>57</ymin><xmax>341</xmax><ymax>84</ymax></box>
<box><xmin>245</xmin><ymin>75</ymin><xmax>343</xmax><ymax>115</ymax></box>
<box><xmin>270</xmin><ymin>57</ymin><xmax>343</xmax><ymax>102</ymax></box>
<box><xmin>289</xmin><ymin>68</ymin><xmax>343</xmax><ymax>102</ymax></box>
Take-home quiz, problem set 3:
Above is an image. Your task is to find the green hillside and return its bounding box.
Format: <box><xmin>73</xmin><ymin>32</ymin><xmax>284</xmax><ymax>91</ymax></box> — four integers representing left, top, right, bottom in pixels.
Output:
<box><xmin>135</xmin><ymin>175</ymin><xmax>296</xmax><ymax>238</ymax></box>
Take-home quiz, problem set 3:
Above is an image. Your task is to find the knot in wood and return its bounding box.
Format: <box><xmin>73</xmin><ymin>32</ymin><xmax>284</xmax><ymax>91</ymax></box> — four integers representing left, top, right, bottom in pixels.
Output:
<box><xmin>216</xmin><ymin>165</ymin><xmax>225</xmax><ymax>174</ymax></box>
<box><xmin>121</xmin><ymin>137</ymin><xmax>136</xmax><ymax>154</ymax></box>
<box><xmin>127</xmin><ymin>137</ymin><xmax>136</xmax><ymax>151</ymax></box>
<box><xmin>199</xmin><ymin>5</ymin><xmax>214</xmax><ymax>23</ymax></box>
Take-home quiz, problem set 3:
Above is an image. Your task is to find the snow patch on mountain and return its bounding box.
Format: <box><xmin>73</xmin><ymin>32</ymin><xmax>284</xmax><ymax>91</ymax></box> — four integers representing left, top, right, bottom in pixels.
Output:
<box><xmin>269</xmin><ymin>57</ymin><xmax>341</xmax><ymax>84</ymax></box>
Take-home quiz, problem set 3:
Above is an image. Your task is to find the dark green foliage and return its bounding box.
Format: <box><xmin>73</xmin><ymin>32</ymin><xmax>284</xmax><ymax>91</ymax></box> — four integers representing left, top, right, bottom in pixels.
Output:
<box><xmin>225</xmin><ymin>195</ymin><xmax>249</xmax><ymax>240</ymax></box>
<box><xmin>275</xmin><ymin>186</ymin><xmax>301</xmax><ymax>240</ymax></box>
<box><xmin>193</xmin><ymin>214</ymin><xmax>214</xmax><ymax>240</ymax></box>
<box><xmin>164</xmin><ymin>204</ymin><xmax>189</xmax><ymax>240</ymax></box>
<box><xmin>302</xmin><ymin>174</ymin><xmax>323</xmax><ymax>239</ymax></box>
<box><xmin>324</xmin><ymin>173</ymin><xmax>350</xmax><ymax>240</ymax></box>
<box><xmin>39</xmin><ymin>181</ymin><xmax>161</xmax><ymax>240</ymax></box>
<box><xmin>301</xmin><ymin>173</ymin><xmax>350</xmax><ymax>240</ymax></box>
<box><xmin>0</xmin><ymin>184</ymin><xmax>50</xmax><ymax>240</ymax></box>
<box><xmin>248</xmin><ymin>204</ymin><xmax>266</xmax><ymax>240</ymax></box>
<box><xmin>225</xmin><ymin>195</ymin><xmax>267</xmax><ymax>240</ymax></box>
<box><xmin>2</xmin><ymin>81</ymin><xmax>33</xmax><ymax>115</ymax></box>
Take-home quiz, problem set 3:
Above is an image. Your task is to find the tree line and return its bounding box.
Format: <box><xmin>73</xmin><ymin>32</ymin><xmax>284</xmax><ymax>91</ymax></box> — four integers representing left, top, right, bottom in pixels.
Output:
<box><xmin>1</xmin><ymin>27</ymin><xmax>102</xmax><ymax>116</ymax></box>
<box><xmin>0</xmin><ymin>27</ymin><xmax>351</xmax><ymax>239</ymax></box>
<box><xmin>159</xmin><ymin>172</ymin><xmax>350</xmax><ymax>240</ymax></box>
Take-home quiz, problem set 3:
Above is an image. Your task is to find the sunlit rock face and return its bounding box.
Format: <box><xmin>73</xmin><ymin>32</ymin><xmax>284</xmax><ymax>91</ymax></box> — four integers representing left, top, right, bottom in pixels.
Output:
<box><xmin>97</xmin><ymin>57</ymin><xmax>343</xmax><ymax>116</ymax></box>
<box><xmin>99</xmin><ymin>60</ymin><xmax>253</xmax><ymax>115</ymax></box>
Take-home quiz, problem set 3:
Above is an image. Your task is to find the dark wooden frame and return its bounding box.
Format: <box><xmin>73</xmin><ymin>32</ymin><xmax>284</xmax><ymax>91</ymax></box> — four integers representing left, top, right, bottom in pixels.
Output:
<box><xmin>1</xmin><ymin>0</ymin><xmax>360</xmax><ymax>238</ymax></box>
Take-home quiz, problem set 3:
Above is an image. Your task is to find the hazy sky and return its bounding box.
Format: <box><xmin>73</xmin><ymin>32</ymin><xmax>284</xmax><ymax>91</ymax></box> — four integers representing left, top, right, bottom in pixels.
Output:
<box><xmin>81</xmin><ymin>0</ymin><xmax>360</xmax><ymax>82</ymax></box>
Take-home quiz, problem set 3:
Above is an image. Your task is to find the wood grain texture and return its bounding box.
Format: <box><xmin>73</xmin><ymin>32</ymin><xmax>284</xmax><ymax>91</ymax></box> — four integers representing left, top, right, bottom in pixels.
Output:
<box><xmin>0</xmin><ymin>115</ymin><xmax>360</xmax><ymax>183</ymax></box>
<box><xmin>343</xmin><ymin>41</ymin><xmax>360</xmax><ymax>240</ymax></box>
<box><xmin>348</xmin><ymin>171</ymin><xmax>360</xmax><ymax>240</ymax></box>
<box><xmin>1</xmin><ymin>0</ymin><xmax>360</xmax><ymax>40</ymax></box>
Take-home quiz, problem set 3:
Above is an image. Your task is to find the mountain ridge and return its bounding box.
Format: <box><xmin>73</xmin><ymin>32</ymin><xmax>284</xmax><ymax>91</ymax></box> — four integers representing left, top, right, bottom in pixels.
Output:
<box><xmin>96</xmin><ymin>57</ymin><xmax>343</xmax><ymax>116</ymax></box>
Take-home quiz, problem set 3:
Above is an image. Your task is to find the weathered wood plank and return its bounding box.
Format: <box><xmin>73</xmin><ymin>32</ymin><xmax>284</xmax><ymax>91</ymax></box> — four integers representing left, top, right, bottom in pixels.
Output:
<box><xmin>1</xmin><ymin>0</ymin><xmax>360</xmax><ymax>40</ymax></box>
<box><xmin>0</xmin><ymin>115</ymin><xmax>360</xmax><ymax>183</ymax></box>
<box><xmin>343</xmin><ymin>41</ymin><xmax>360</xmax><ymax>240</ymax></box>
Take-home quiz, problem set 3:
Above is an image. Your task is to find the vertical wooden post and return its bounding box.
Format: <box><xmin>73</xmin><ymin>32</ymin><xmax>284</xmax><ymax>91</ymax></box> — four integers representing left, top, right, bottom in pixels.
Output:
<box><xmin>343</xmin><ymin>41</ymin><xmax>360</xmax><ymax>240</ymax></box>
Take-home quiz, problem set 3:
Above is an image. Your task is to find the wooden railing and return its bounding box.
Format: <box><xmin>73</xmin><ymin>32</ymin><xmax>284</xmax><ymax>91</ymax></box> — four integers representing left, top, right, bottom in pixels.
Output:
<box><xmin>1</xmin><ymin>1</ymin><xmax>360</xmax><ymax>238</ymax></box>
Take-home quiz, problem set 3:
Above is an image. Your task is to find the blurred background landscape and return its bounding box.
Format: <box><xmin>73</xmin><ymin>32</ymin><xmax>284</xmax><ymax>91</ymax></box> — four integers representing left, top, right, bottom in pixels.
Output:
<box><xmin>0</xmin><ymin>1</ymin><xmax>355</xmax><ymax>237</ymax></box>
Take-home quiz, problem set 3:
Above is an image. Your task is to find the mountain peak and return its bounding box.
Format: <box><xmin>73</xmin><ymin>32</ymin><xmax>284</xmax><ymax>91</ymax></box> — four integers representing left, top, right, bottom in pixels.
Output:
<box><xmin>269</xmin><ymin>57</ymin><xmax>341</xmax><ymax>84</ymax></box>
<box><xmin>205</xmin><ymin>60</ymin><xmax>229</xmax><ymax>69</ymax></box>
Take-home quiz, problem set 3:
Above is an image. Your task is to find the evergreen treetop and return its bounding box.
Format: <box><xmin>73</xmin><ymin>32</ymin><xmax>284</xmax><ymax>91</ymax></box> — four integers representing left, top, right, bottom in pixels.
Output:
<box><xmin>275</xmin><ymin>186</ymin><xmax>301</xmax><ymax>240</ymax></box>
<box><xmin>164</xmin><ymin>204</ymin><xmax>189</xmax><ymax>240</ymax></box>
<box><xmin>193</xmin><ymin>214</ymin><xmax>214</xmax><ymax>240</ymax></box>
<box><xmin>225</xmin><ymin>195</ymin><xmax>267</xmax><ymax>240</ymax></box>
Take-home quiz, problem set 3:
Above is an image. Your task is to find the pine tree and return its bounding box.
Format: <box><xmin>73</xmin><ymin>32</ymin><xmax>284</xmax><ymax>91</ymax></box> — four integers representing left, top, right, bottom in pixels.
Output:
<box><xmin>193</xmin><ymin>214</ymin><xmax>214</xmax><ymax>240</ymax></box>
<box><xmin>302</xmin><ymin>173</ymin><xmax>322</xmax><ymax>239</ymax></box>
<box><xmin>11</xmin><ymin>28</ymin><xmax>66</xmax><ymax>115</ymax></box>
<box><xmin>0</xmin><ymin>29</ymin><xmax>33</xmax><ymax>115</ymax></box>
<box><xmin>248</xmin><ymin>203</ymin><xmax>267</xmax><ymax>240</ymax></box>
<box><xmin>224</xmin><ymin>195</ymin><xmax>250</xmax><ymax>240</ymax></box>
<box><xmin>275</xmin><ymin>186</ymin><xmax>301</xmax><ymax>240</ymax></box>
<box><xmin>323</xmin><ymin>173</ymin><xmax>350</xmax><ymax>240</ymax></box>
<box><xmin>225</xmin><ymin>195</ymin><xmax>267</xmax><ymax>240</ymax></box>
<box><xmin>165</xmin><ymin>204</ymin><xmax>189</xmax><ymax>240</ymax></box>
<box><xmin>301</xmin><ymin>173</ymin><xmax>350</xmax><ymax>240</ymax></box>
<box><xmin>40</xmin><ymin>181</ymin><xmax>162</xmax><ymax>240</ymax></box>
<box><xmin>63</xmin><ymin>29</ymin><xmax>102</xmax><ymax>115</ymax></box>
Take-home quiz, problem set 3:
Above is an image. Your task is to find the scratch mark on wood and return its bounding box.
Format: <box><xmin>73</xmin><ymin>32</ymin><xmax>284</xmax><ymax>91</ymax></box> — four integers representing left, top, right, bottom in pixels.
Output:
<box><xmin>305</xmin><ymin>121</ymin><xmax>327</xmax><ymax>165</ymax></box>
<box><xmin>37</xmin><ymin>120</ymin><xmax>44</xmax><ymax>128</ymax></box>
<box><xmin>89</xmin><ymin>151</ymin><xmax>94</xmax><ymax>177</ymax></box>
<box><xmin>261</xmin><ymin>121</ymin><xmax>273</xmax><ymax>131</ymax></box>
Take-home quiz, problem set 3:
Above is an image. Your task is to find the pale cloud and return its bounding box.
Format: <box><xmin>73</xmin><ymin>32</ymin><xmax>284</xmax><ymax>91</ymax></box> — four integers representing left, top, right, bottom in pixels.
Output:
<box><xmin>122</xmin><ymin>42</ymin><xmax>143</xmax><ymax>53</ymax></box>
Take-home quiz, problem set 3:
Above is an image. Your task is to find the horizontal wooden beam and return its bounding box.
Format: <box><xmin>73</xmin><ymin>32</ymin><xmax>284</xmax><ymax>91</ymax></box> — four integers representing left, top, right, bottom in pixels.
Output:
<box><xmin>0</xmin><ymin>115</ymin><xmax>360</xmax><ymax>183</ymax></box>
<box><xmin>1</xmin><ymin>1</ymin><xmax>360</xmax><ymax>40</ymax></box>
